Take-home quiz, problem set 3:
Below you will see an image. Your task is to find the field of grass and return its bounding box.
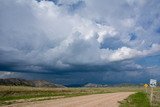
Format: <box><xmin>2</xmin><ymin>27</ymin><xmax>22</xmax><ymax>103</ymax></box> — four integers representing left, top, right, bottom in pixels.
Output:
<box><xmin>120</xmin><ymin>87</ymin><xmax>160</xmax><ymax>107</ymax></box>
<box><xmin>0</xmin><ymin>86</ymin><xmax>144</xmax><ymax>106</ymax></box>
<box><xmin>119</xmin><ymin>92</ymin><xmax>150</xmax><ymax>107</ymax></box>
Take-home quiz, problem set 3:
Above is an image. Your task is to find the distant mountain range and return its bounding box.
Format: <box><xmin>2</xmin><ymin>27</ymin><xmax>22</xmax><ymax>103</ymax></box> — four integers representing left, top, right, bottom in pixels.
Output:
<box><xmin>84</xmin><ymin>83</ymin><xmax>108</xmax><ymax>88</ymax></box>
<box><xmin>83</xmin><ymin>83</ymin><xmax>143</xmax><ymax>87</ymax></box>
<box><xmin>0</xmin><ymin>78</ymin><xmax>65</xmax><ymax>88</ymax></box>
<box><xmin>0</xmin><ymin>78</ymin><xmax>148</xmax><ymax>88</ymax></box>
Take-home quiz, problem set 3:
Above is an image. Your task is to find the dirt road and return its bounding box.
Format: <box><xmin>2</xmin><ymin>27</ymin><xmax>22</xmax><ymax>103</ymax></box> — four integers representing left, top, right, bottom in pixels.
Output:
<box><xmin>4</xmin><ymin>92</ymin><xmax>134</xmax><ymax>107</ymax></box>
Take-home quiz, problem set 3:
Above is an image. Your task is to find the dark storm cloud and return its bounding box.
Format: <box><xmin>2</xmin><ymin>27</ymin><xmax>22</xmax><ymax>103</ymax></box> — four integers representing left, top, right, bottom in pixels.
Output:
<box><xmin>0</xmin><ymin>0</ymin><xmax>160</xmax><ymax>84</ymax></box>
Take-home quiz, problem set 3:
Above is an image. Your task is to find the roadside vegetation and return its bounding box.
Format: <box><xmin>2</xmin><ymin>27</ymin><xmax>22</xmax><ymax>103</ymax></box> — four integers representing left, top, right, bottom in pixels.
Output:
<box><xmin>119</xmin><ymin>92</ymin><xmax>150</xmax><ymax>107</ymax></box>
<box><xmin>120</xmin><ymin>87</ymin><xmax>160</xmax><ymax>107</ymax></box>
<box><xmin>151</xmin><ymin>91</ymin><xmax>160</xmax><ymax>107</ymax></box>
<box><xmin>0</xmin><ymin>86</ymin><xmax>144</xmax><ymax>106</ymax></box>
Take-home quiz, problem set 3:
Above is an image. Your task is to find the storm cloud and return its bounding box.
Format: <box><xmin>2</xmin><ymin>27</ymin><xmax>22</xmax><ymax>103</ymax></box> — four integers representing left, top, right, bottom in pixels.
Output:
<box><xmin>0</xmin><ymin>0</ymin><xmax>160</xmax><ymax>84</ymax></box>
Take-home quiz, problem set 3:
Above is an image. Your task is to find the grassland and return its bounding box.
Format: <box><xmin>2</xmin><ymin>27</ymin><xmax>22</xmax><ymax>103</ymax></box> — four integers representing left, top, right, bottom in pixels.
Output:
<box><xmin>0</xmin><ymin>86</ymin><xmax>144</xmax><ymax>106</ymax></box>
<box><xmin>119</xmin><ymin>92</ymin><xmax>150</xmax><ymax>107</ymax></box>
<box><xmin>120</xmin><ymin>87</ymin><xmax>160</xmax><ymax>107</ymax></box>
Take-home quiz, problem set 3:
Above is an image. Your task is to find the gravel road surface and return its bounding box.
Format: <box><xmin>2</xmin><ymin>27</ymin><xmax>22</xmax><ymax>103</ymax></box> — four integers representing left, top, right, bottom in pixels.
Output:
<box><xmin>4</xmin><ymin>92</ymin><xmax>134</xmax><ymax>107</ymax></box>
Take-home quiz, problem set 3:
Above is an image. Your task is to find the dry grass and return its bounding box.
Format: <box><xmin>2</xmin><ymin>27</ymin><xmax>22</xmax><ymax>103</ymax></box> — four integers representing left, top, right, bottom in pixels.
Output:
<box><xmin>0</xmin><ymin>85</ymin><xmax>144</xmax><ymax>106</ymax></box>
<box><xmin>150</xmin><ymin>88</ymin><xmax>160</xmax><ymax>107</ymax></box>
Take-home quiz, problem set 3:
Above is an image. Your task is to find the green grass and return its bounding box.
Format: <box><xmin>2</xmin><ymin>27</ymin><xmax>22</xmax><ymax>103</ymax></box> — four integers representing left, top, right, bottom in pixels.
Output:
<box><xmin>140</xmin><ymin>87</ymin><xmax>160</xmax><ymax>107</ymax></box>
<box><xmin>0</xmin><ymin>86</ymin><xmax>145</xmax><ymax>106</ymax></box>
<box><xmin>120</xmin><ymin>92</ymin><xmax>150</xmax><ymax>107</ymax></box>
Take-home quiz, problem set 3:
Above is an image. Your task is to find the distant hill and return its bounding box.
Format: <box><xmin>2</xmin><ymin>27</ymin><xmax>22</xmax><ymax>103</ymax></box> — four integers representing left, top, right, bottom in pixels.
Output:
<box><xmin>84</xmin><ymin>83</ymin><xmax>143</xmax><ymax>87</ymax></box>
<box><xmin>65</xmin><ymin>84</ymin><xmax>84</xmax><ymax>87</ymax></box>
<box><xmin>113</xmin><ymin>83</ymin><xmax>142</xmax><ymax>87</ymax></box>
<box><xmin>0</xmin><ymin>78</ymin><xmax>65</xmax><ymax>88</ymax></box>
<box><xmin>84</xmin><ymin>83</ymin><xmax>108</xmax><ymax>88</ymax></box>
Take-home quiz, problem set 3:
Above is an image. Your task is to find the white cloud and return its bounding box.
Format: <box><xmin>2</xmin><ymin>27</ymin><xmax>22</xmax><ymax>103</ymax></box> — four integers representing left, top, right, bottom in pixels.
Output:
<box><xmin>109</xmin><ymin>47</ymin><xmax>141</xmax><ymax>61</ymax></box>
<box><xmin>108</xmin><ymin>44</ymin><xmax>160</xmax><ymax>61</ymax></box>
<box><xmin>0</xmin><ymin>0</ymin><xmax>160</xmax><ymax>72</ymax></box>
<box><xmin>121</xmin><ymin>18</ymin><xmax>135</xmax><ymax>28</ymax></box>
<box><xmin>0</xmin><ymin>71</ymin><xmax>15</xmax><ymax>78</ymax></box>
<box><xmin>97</xmin><ymin>25</ymin><xmax>118</xmax><ymax>43</ymax></box>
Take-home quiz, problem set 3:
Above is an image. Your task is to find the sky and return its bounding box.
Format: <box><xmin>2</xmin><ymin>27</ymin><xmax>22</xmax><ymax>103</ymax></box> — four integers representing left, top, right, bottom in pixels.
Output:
<box><xmin>0</xmin><ymin>0</ymin><xmax>160</xmax><ymax>85</ymax></box>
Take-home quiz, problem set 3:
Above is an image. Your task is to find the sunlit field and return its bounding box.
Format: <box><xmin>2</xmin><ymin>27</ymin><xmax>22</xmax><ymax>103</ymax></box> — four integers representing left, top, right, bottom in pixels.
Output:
<box><xmin>0</xmin><ymin>86</ymin><xmax>145</xmax><ymax>106</ymax></box>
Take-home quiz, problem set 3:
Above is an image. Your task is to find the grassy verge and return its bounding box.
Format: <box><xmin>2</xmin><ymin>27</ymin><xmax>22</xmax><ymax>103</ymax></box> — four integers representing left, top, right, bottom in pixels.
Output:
<box><xmin>0</xmin><ymin>86</ymin><xmax>144</xmax><ymax>106</ymax></box>
<box><xmin>142</xmin><ymin>87</ymin><xmax>160</xmax><ymax>107</ymax></box>
<box><xmin>119</xmin><ymin>92</ymin><xmax>150</xmax><ymax>107</ymax></box>
<box><xmin>151</xmin><ymin>91</ymin><xmax>160</xmax><ymax>107</ymax></box>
